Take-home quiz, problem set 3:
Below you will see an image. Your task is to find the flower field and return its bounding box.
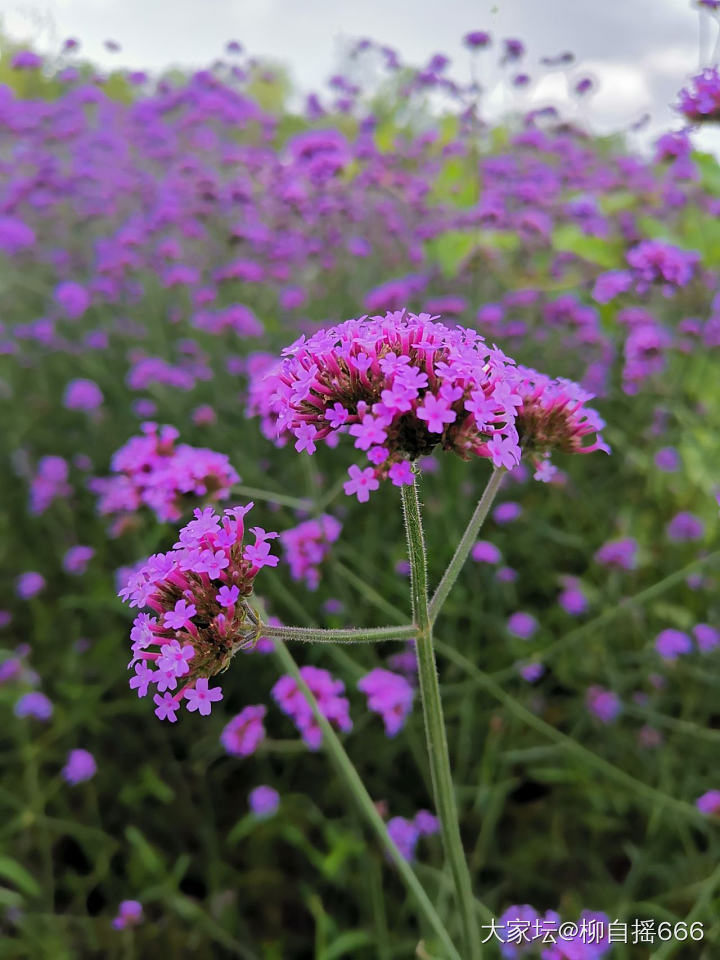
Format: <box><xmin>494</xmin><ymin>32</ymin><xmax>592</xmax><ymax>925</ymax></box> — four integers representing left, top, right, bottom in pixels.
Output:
<box><xmin>0</xmin><ymin>22</ymin><xmax>719</xmax><ymax>960</ymax></box>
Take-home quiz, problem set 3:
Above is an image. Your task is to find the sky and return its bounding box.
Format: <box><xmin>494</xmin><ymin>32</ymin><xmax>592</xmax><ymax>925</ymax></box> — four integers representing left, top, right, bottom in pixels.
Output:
<box><xmin>4</xmin><ymin>0</ymin><xmax>720</xmax><ymax>152</ymax></box>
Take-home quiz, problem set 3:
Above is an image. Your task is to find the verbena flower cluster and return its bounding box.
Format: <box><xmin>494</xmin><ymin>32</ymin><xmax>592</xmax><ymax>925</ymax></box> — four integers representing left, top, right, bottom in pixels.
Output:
<box><xmin>272</xmin><ymin>665</ymin><xmax>353</xmax><ymax>749</ymax></box>
<box><xmin>280</xmin><ymin>514</ymin><xmax>342</xmax><ymax>589</ymax></box>
<box><xmin>678</xmin><ymin>66</ymin><xmax>720</xmax><ymax>122</ymax></box>
<box><xmin>250</xmin><ymin>311</ymin><xmax>608</xmax><ymax>498</ymax></box>
<box><xmin>119</xmin><ymin>503</ymin><xmax>278</xmax><ymax>722</ymax></box>
<box><xmin>91</xmin><ymin>422</ymin><xmax>239</xmax><ymax>532</ymax></box>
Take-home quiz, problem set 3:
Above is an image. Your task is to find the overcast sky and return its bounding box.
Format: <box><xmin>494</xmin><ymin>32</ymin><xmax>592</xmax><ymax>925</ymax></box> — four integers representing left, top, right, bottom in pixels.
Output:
<box><xmin>5</xmin><ymin>0</ymin><xmax>720</xmax><ymax>151</ymax></box>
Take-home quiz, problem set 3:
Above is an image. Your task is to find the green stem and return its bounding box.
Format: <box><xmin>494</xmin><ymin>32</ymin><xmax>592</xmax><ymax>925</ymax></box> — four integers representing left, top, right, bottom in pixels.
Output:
<box><xmin>429</xmin><ymin>467</ymin><xmax>504</xmax><ymax>624</ymax></box>
<box><xmin>401</xmin><ymin>477</ymin><xmax>481</xmax><ymax>960</ymax></box>
<box><xmin>436</xmin><ymin>640</ymin><xmax>705</xmax><ymax>823</ymax></box>
<box><xmin>259</xmin><ymin>622</ymin><xmax>416</xmax><ymax>644</ymax></box>
<box><xmin>272</xmin><ymin>639</ymin><xmax>461</xmax><ymax>960</ymax></box>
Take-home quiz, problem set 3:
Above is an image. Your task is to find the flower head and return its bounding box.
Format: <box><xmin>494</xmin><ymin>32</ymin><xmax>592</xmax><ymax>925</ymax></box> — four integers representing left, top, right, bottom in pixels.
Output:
<box><xmin>358</xmin><ymin>668</ymin><xmax>414</xmax><ymax>736</ymax></box>
<box><xmin>112</xmin><ymin>900</ymin><xmax>143</xmax><ymax>930</ymax></box>
<box><xmin>62</xmin><ymin>749</ymin><xmax>97</xmax><ymax>784</ymax></box>
<box><xmin>119</xmin><ymin>503</ymin><xmax>277</xmax><ymax>721</ymax></box>
<box><xmin>272</xmin><ymin>665</ymin><xmax>352</xmax><ymax>749</ymax></box>
<box><xmin>249</xmin><ymin>785</ymin><xmax>280</xmax><ymax>818</ymax></box>
<box><xmin>251</xmin><ymin>312</ymin><xmax>607</xmax><ymax>498</ymax></box>
<box><xmin>221</xmin><ymin>704</ymin><xmax>267</xmax><ymax>756</ymax></box>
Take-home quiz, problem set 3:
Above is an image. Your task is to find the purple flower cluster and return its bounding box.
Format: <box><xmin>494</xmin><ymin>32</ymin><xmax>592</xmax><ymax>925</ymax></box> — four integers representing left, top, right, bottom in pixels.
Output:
<box><xmin>251</xmin><ymin>311</ymin><xmax>607</xmax><ymax>499</ymax></box>
<box><xmin>678</xmin><ymin>67</ymin><xmax>720</xmax><ymax>123</ymax></box>
<box><xmin>497</xmin><ymin>906</ymin><xmax>611</xmax><ymax>959</ymax></box>
<box><xmin>386</xmin><ymin>809</ymin><xmax>440</xmax><ymax>861</ymax></box>
<box><xmin>220</xmin><ymin>704</ymin><xmax>267</xmax><ymax>756</ymax></box>
<box><xmin>119</xmin><ymin>503</ymin><xmax>278</xmax><ymax>721</ymax></box>
<box><xmin>280</xmin><ymin>513</ymin><xmax>342</xmax><ymax>589</ymax></box>
<box><xmin>272</xmin><ymin>665</ymin><xmax>352</xmax><ymax>749</ymax></box>
<box><xmin>357</xmin><ymin>668</ymin><xmax>415</xmax><ymax>736</ymax></box>
<box><xmin>593</xmin><ymin>537</ymin><xmax>638</xmax><ymax>570</ymax></box>
<box><xmin>249</xmin><ymin>784</ymin><xmax>280</xmax><ymax>818</ymax></box>
<box><xmin>62</xmin><ymin>748</ymin><xmax>97</xmax><ymax>784</ymax></box>
<box><xmin>29</xmin><ymin>456</ymin><xmax>71</xmax><ymax>515</ymax></box>
<box><xmin>586</xmin><ymin>685</ymin><xmax>622</xmax><ymax>724</ymax></box>
<box><xmin>91</xmin><ymin>422</ymin><xmax>239</xmax><ymax>531</ymax></box>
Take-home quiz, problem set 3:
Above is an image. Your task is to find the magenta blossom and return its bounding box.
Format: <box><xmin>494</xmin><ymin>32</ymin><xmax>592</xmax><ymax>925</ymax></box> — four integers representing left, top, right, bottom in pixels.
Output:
<box><xmin>250</xmin><ymin>312</ymin><xmax>606</xmax><ymax>501</ymax></box>
<box><xmin>119</xmin><ymin>503</ymin><xmax>278</xmax><ymax>721</ymax></box>
<box><xmin>249</xmin><ymin>785</ymin><xmax>280</xmax><ymax>818</ymax></box>
<box><xmin>655</xmin><ymin>628</ymin><xmax>693</xmax><ymax>660</ymax></box>
<box><xmin>272</xmin><ymin>665</ymin><xmax>352</xmax><ymax>749</ymax></box>
<box><xmin>358</xmin><ymin>668</ymin><xmax>415</xmax><ymax>736</ymax></box>
<box><xmin>112</xmin><ymin>900</ymin><xmax>143</xmax><ymax>930</ymax></box>
<box><xmin>220</xmin><ymin>704</ymin><xmax>267</xmax><ymax>756</ymax></box>
<box><xmin>62</xmin><ymin>749</ymin><xmax>97</xmax><ymax>785</ymax></box>
<box><xmin>696</xmin><ymin>790</ymin><xmax>720</xmax><ymax>816</ymax></box>
<box><xmin>586</xmin><ymin>685</ymin><xmax>621</xmax><ymax>724</ymax></box>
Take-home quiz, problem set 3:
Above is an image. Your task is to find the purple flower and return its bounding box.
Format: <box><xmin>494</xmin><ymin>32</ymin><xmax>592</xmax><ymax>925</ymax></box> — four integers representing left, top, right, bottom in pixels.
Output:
<box><xmin>493</xmin><ymin>502</ymin><xmax>522</xmax><ymax>525</ymax></box>
<box><xmin>62</xmin><ymin>749</ymin><xmax>97</xmax><ymax>785</ymax></box>
<box><xmin>249</xmin><ymin>785</ymin><xmax>280</xmax><ymax>818</ymax></box>
<box><xmin>0</xmin><ymin>216</ymin><xmax>35</xmax><ymax>255</ymax></box>
<box><xmin>63</xmin><ymin>379</ymin><xmax>103</xmax><ymax>411</ymax></box>
<box><xmin>16</xmin><ymin>572</ymin><xmax>45</xmax><ymax>599</ymax></box>
<box><xmin>518</xmin><ymin>662</ymin><xmax>544</xmax><ymax>683</ymax></box>
<box><xmin>666</xmin><ymin>511</ymin><xmax>704</xmax><ymax>542</ymax></box>
<box><xmin>63</xmin><ymin>546</ymin><xmax>95</xmax><ymax>575</ymax></box>
<box><xmin>594</xmin><ymin>537</ymin><xmax>638</xmax><ymax>570</ymax></box>
<box><xmin>357</xmin><ymin>668</ymin><xmax>414</xmax><ymax>736</ymax></box>
<box><xmin>184</xmin><ymin>678</ymin><xmax>223</xmax><ymax>716</ymax></box>
<box><xmin>119</xmin><ymin>503</ymin><xmax>278</xmax><ymax>720</ymax></box>
<box><xmin>387</xmin><ymin>816</ymin><xmax>420</xmax><ymax>861</ymax></box>
<box><xmin>14</xmin><ymin>691</ymin><xmax>53</xmax><ymax>721</ymax></box>
<box><xmin>281</xmin><ymin>514</ymin><xmax>341</xmax><ymax>590</ymax></box>
<box><xmin>497</xmin><ymin>904</ymin><xmax>541</xmax><ymax>958</ymax></box>
<box><xmin>54</xmin><ymin>282</ymin><xmax>91</xmax><ymax>319</ymax></box>
<box><xmin>414</xmin><ymin>810</ymin><xmax>439</xmax><ymax>835</ymax></box>
<box><xmin>272</xmin><ymin>665</ymin><xmax>352</xmax><ymax>749</ymax></box>
<box><xmin>655</xmin><ymin>628</ymin><xmax>693</xmax><ymax>660</ymax></box>
<box><xmin>472</xmin><ymin>540</ymin><xmax>502</xmax><ymax>564</ymax></box>
<box><xmin>250</xmin><ymin>313</ymin><xmax>605</xmax><ymax>502</ymax></box>
<box><xmin>464</xmin><ymin>30</ymin><xmax>491</xmax><ymax>48</ymax></box>
<box><xmin>507</xmin><ymin>612</ymin><xmax>538</xmax><ymax>640</ymax></box>
<box><xmin>696</xmin><ymin>790</ymin><xmax>720</xmax><ymax>816</ymax></box>
<box><xmin>112</xmin><ymin>900</ymin><xmax>143</xmax><ymax>930</ymax></box>
<box><xmin>693</xmin><ymin>623</ymin><xmax>719</xmax><ymax>652</ymax></box>
<box><xmin>221</xmin><ymin>705</ymin><xmax>267</xmax><ymax>757</ymax></box>
<box><xmin>558</xmin><ymin>578</ymin><xmax>588</xmax><ymax>615</ymax></box>
<box><xmin>586</xmin><ymin>686</ymin><xmax>621</xmax><ymax>724</ymax></box>
<box><xmin>654</xmin><ymin>447</ymin><xmax>680</xmax><ymax>472</ymax></box>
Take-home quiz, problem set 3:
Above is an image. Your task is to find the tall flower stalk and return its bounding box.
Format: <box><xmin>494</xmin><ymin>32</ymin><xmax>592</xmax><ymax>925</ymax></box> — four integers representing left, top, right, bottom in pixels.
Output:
<box><xmin>401</xmin><ymin>469</ymin><xmax>483</xmax><ymax>960</ymax></box>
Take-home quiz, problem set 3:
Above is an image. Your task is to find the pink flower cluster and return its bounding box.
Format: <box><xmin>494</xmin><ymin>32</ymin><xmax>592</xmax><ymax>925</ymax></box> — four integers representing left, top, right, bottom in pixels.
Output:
<box><xmin>272</xmin><ymin>665</ymin><xmax>352</xmax><ymax>749</ymax></box>
<box><xmin>119</xmin><ymin>503</ymin><xmax>278</xmax><ymax>722</ymax></box>
<box><xmin>250</xmin><ymin>311</ymin><xmax>607</xmax><ymax>500</ymax></box>
<box><xmin>509</xmin><ymin>366</ymin><xmax>609</xmax><ymax>480</ymax></box>
<box><xmin>386</xmin><ymin>809</ymin><xmax>440</xmax><ymax>861</ymax></box>
<box><xmin>91</xmin><ymin>422</ymin><xmax>239</xmax><ymax>530</ymax></box>
<box><xmin>220</xmin><ymin>704</ymin><xmax>267</xmax><ymax>756</ymax></box>
<box><xmin>280</xmin><ymin>514</ymin><xmax>342</xmax><ymax>589</ymax></box>
<box><xmin>357</xmin><ymin>667</ymin><xmax>415</xmax><ymax>736</ymax></box>
<box><xmin>29</xmin><ymin>455</ymin><xmax>71</xmax><ymax>514</ymax></box>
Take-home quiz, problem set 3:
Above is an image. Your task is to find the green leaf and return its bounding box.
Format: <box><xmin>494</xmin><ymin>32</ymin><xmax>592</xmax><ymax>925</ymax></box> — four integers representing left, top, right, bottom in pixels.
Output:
<box><xmin>0</xmin><ymin>856</ymin><xmax>41</xmax><ymax>899</ymax></box>
<box><xmin>551</xmin><ymin>224</ymin><xmax>621</xmax><ymax>268</ymax></box>
<box><xmin>321</xmin><ymin>930</ymin><xmax>374</xmax><ymax>960</ymax></box>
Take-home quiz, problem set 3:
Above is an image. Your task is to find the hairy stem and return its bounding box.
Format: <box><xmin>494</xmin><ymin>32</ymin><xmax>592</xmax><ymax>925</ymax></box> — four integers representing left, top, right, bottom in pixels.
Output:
<box><xmin>272</xmin><ymin>639</ymin><xmax>461</xmax><ymax>960</ymax></box>
<box><xmin>259</xmin><ymin>622</ymin><xmax>416</xmax><ymax>644</ymax></box>
<box><xmin>429</xmin><ymin>467</ymin><xmax>504</xmax><ymax>624</ymax></box>
<box><xmin>401</xmin><ymin>476</ymin><xmax>481</xmax><ymax>960</ymax></box>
